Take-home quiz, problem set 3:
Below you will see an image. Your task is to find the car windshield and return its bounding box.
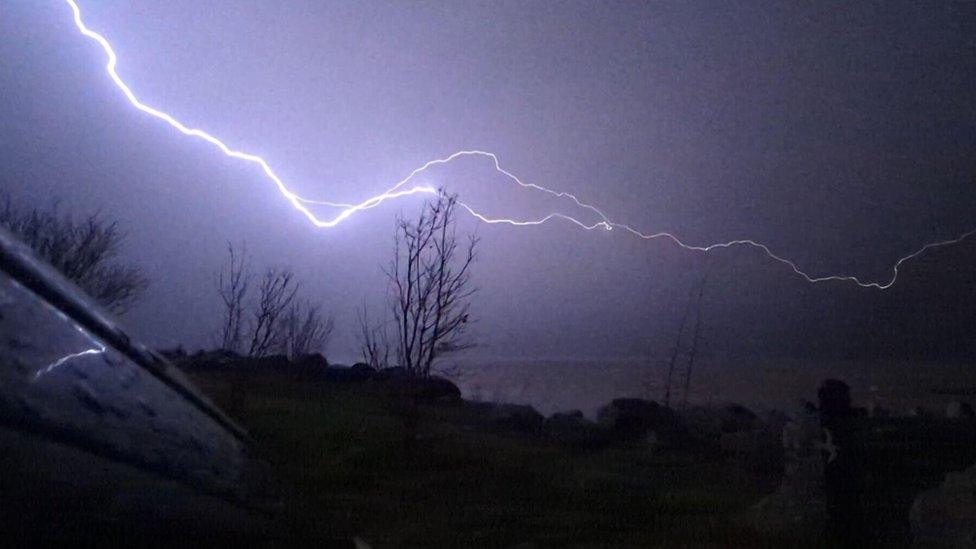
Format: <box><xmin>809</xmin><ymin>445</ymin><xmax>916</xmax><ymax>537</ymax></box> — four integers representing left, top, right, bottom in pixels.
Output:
<box><xmin>0</xmin><ymin>255</ymin><xmax>246</xmax><ymax>496</ymax></box>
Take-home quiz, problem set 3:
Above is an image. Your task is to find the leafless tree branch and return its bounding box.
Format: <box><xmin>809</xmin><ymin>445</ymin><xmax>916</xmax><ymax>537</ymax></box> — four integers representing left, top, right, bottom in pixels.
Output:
<box><xmin>216</xmin><ymin>241</ymin><xmax>251</xmax><ymax>353</ymax></box>
<box><xmin>386</xmin><ymin>191</ymin><xmax>478</xmax><ymax>377</ymax></box>
<box><xmin>358</xmin><ymin>304</ymin><xmax>392</xmax><ymax>369</ymax></box>
<box><xmin>0</xmin><ymin>193</ymin><xmax>148</xmax><ymax>313</ymax></box>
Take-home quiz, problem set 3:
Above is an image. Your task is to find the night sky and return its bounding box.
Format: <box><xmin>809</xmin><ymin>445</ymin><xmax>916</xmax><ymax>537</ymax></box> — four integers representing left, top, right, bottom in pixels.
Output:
<box><xmin>2</xmin><ymin>1</ymin><xmax>975</xmax><ymax>363</ymax></box>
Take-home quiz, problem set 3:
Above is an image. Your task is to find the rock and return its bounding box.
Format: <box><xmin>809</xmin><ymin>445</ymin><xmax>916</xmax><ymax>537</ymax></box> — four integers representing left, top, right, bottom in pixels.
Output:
<box><xmin>868</xmin><ymin>403</ymin><xmax>890</xmax><ymax>418</ymax></box>
<box><xmin>720</xmin><ymin>430</ymin><xmax>763</xmax><ymax>455</ymax></box>
<box><xmin>643</xmin><ymin>431</ymin><xmax>661</xmax><ymax>452</ymax></box>
<box><xmin>748</xmin><ymin>408</ymin><xmax>826</xmax><ymax>535</ymax></box>
<box><xmin>158</xmin><ymin>346</ymin><xmax>187</xmax><ymax>361</ymax></box>
<box><xmin>179</xmin><ymin>349</ymin><xmax>241</xmax><ymax>370</ymax></box>
<box><xmin>414</xmin><ymin>376</ymin><xmax>462</xmax><ymax>402</ymax></box>
<box><xmin>721</xmin><ymin>404</ymin><xmax>763</xmax><ymax>433</ymax></box>
<box><xmin>325</xmin><ymin>363</ymin><xmax>376</xmax><ymax>382</ymax></box>
<box><xmin>947</xmin><ymin>401</ymin><xmax>975</xmax><ymax>419</ymax></box>
<box><xmin>292</xmin><ymin>353</ymin><xmax>329</xmax><ymax>368</ymax></box>
<box><xmin>372</xmin><ymin>370</ymin><xmax>461</xmax><ymax>401</ymax></box>
<box><xmin>911</xmin><ymin>461</ymin><xmax>976</xmax><ymax>546</ymax></box>
<box><xmin>484</xmin><ymin>403</ymin><xmax>544</xmax><ymax>434</ymax></box>
<box><xmin>680</xmin><ymin>406</ymin><xmax>724</xmax><ymax>439</ymax></box>
<box><xmin>765</xmin><ymin>409</ymin><xmax>793</xmax><ymax>434</ymax></box>
<box><xmin>679</xmin><ymin>404</ymin><xmax>762</xmax><ymax>444</ymax></box>
<box><xmin>544</xmin><ymin>411</ymin><xmax>610</xmax><ymax>448</ymax></box>
<box><xmin>560</xmin><ymin>409</ymin><xmax>584</xmax><ymax>420</ymax></box>
<box><xmin>251</xmin><ymin>354</ymin><xmax>290</xmax><ymax>373</ymax></box>
<box><xmin>596</xmin><ymin>398</ymin><xmax>670</xmax><ymax>442</ymax></box>
<box><xmin>909</xmin><ymin>406</ymin><xmax>930</xmax><ymax>418</ymax></box>
<box><xmin>375</xmin><ymin>366</ymin><xmax>410</xmax><ymax>380</ymax></box>
<box><xmin>350</xmin><ymin>362</ymin><xmax>376</xmax><ymax>375</ymax></box>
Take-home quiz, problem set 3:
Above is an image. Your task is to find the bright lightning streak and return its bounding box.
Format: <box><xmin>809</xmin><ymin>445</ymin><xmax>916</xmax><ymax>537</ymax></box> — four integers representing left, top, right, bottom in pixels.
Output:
<box><xmin>62</xmin><ymin>0</ymin><xmax>974</xmax><ymax>290</ymax></box>
<box><xmin>34</xmin><ymin>346</ymin><xmax>106</xmax><ymax>381</ymax></box>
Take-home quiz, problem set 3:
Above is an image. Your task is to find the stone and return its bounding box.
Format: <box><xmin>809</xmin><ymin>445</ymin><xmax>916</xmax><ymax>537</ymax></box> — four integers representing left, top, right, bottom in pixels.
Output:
<box><xmin>414</xmin><ymin>376</ymin><xmax>462</xmax><ymax>402</ymax></box>
<box><xmin>947</xmin><ymin>401</ymin><xmax>975</xmax><ymax>419</ymax></box>
<box><xmin>911</xmin><ymin>461</ymin><xmax>976</xmax><ymax>546</ymax></box>
<box><xmin>484</xmin><ymin>403</ymin><xmax>544</xmax><ymax>434</ymax></box>
<box><xmin>596</xmin><ymin>398</ymin><xmax>669</xmax><ymax>442</ymax></box>
<box><xmin>719</xmin><ymin>430</ymin><xmax>763</xmax><ymax>456</ymax></box>
<box><xmin>764</xmin><ymin>409</ymin><xmax>793</xmax><ymax>436</ymax></box>
<box><xmin>372</xmin><ymin>370</ymin><xmax>461</xmax><ymax>401</ymax></box>
<box><xmin>375</xmin><ymin>366</ymin><xmax>410</xmax><ymax>380</ymax></box>
<box><xmin>293</xmin><ymin>353</ymin><xmax>329</xmax><ymax>368</ymax></box>
<box><xmin>748</xmin><ymin>408</ymin><xmax>826</xmax><ymax>535</ymax></box>
<box><xmin>868</xmin><ymin>403</ymin><xmax>890</xmax><ymax>418</ymax></box>
<box><xmin>324</xmin><ymin>363</ymin><xmax>376</xmax><ymax>382</ymax></box>
<box><xmin>909</xmin><ymin>406</ymin><xmax>930</xmax><ymax>418</ymax></box>
<box><xmin>720</xmin><ymin>404</ymin><xmax>763</xmax><ymax>433</ymax></box>
<box><xmin>544</xmin><ymin>411</ymin><xmax>610</xmax><ymax>448</ymax></box>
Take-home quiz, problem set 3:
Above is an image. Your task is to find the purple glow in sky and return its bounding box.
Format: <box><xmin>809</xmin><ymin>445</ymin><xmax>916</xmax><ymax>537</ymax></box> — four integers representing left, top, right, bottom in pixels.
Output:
<box><xmin>3</xmin><ymin>1</ymin><xmax>975</xmax><ymax>362</ymax></box>
<box><xmin>62</xmin><ymin>0</ymin><xmax>976</xmax><ymax>291</ymax></box>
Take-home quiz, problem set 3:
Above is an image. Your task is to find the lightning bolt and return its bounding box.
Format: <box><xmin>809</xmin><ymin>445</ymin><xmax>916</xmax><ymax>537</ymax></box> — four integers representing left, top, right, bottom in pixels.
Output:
<box><xmin>35</xmin><ymin>346</ymin><xmax>106</xmax><ymax>381</ymax></box>
<box><xmin>62</xmin><ymin>0</ymin><xmax>973</xmax><ymax>290</ymax></box>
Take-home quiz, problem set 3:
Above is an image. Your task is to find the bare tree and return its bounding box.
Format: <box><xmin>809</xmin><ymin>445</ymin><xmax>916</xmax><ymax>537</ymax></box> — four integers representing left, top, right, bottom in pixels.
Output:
<box><xmin>246</xmin><ymin>268</ymin><xmax>299</xmax><ymax>358</ymax></box>
<box><xmin>662</xmin><ymin>286</ymin><xmax>694</xmax><ymax>409</ymax></box>
<box><xmin>277</xmin><ymin>299</ymin><xmax>334</xmax><ymax>358</ymax></box>
<box><xmin>358</xmin><ymin>304</ymin><xmax>391</xmax><ymax>369</ymax></box>
<box><xmin>215</xmin><ymin>244</ymin><xmax>333</xmax><ymax>359</ymax></box>
<box><xmin>216</xmin><ymin>241</ymin><xmax>251</xmax><ymax>353</ymax></box>
<box><xmin>0</xmin><ymin>194</ymin><xmax>148</xmax><ymax>313</ymax></box>
<box><xmin>681</xmin><ymin>269</ymin><xmax>709</xmax><ymax>409</ymax></box>
<box><xmin>385</xmin><ymin>191</ymin><xmax>478</xmax><ymax>377</ymax></box>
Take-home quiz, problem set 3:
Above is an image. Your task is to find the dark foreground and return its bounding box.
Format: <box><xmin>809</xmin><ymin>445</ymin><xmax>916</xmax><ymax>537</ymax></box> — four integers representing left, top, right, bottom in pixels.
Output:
<box><xmin>185</xmin><ymin>368</ymin><xmax>976</xmax><ymax>547</ymax></box>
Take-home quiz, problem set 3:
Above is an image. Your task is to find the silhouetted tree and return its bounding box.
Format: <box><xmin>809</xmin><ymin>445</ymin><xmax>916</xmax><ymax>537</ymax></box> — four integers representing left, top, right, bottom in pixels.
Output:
<box><xmin>216</xmin><ymin>241</ymin><xmax>251</xmax><ymax>353</ymax></box>
<box><xmin>0</xmin><ymin>194</ymin><xmax>148</xmax><ymax>313</ymax></box>
<box><xmin>247</xmin><ymin>268</ymin><xmax>298</xmax><ymax>358</ymax></box>
<box><xmin>358</xmin><ymin>304</ymin><xmax>391</xmax><ymax>369</ymax></box>
<box><xmin>663</xmin><ymin>286</ymin><xmax>694</xmax><ymax>409</ymax></box>
<box><xmin>681</xmin><ymin>269</ymin><xmax>709</xmax><ymax>409</ymax></box>
<box><xmin>277</xmin><ymin>299</ymin><xmax>334</xmax><ymax>358</ymax></box>
<box><xmin>385</xmin><ymin>191</ymin><xmax>478</xmax><ymax>377</ymax></box>
<box><xmin>215</xmin><ymin>243</ymin><xmax>332</xmax><ymax>358</ymax></box>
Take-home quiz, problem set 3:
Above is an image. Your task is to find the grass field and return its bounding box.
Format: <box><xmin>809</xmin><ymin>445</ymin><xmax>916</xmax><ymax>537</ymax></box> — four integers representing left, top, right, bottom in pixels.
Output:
<box><xmin>186</xmin><ymin>369</ymin><xmax>976</xmax><ymax>547</ymax></box>
<box><xmin>188</xmin><ymin>370</ymin><xmax>791</xmax><ymax>547</ymax></box>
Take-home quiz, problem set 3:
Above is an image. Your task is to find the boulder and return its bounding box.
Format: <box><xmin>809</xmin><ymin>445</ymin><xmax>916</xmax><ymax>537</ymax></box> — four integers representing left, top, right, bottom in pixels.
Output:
<box><xmin>721</xmin><ymin>404</ymin><xmax>763</xmax><ymax>433</ymax></box>
<box><xmin>909</xmin><ymin>406</ymin><xmax>931</xmax><ymax>418</ymax></box>
<box><xmin>250</xmin><ymin>354</ymin><xmax>290</xmax><ymax>373</ymax></box>
<box><xmin>325</xmin><ymin>363</ymin><xmax>376</xmax><ymax>382</ymax></box>
<box><xmin>483</xmin><ymin>403</ymin><xmax>544</xmax><ymax>434</ymax></box>
<box><xmin>947</xmin><ymin>401</ymin><xmax>975</xmax><ymax>419</ymax></box>
<box><xmin>414</xmin><ymin>376</ymin><xmax>462</xmax><ymax>402</ymax></box>
<box><xmin>159</xmin><ymin>346</ymin><xmax>188</xmax><ymax>361</ymax></box>
<box><xmin>596</xmin><ymin>398</ymin><xmax>669</xmax><ymax>441</ymax></box>
<box><xmin>748</xmin><ymin>409</ymin><xmax>826</xmax><ymax>535</ymax></box>
<box><xmin>544</xmin><ymin>411</ymin><xmax>610</xmax><ymax>448</ymax></box>
<box><xmin>911</xmin><ymin>461</ymin><xmax>976</xmax><ymax>545</ymax></box>
<box><xmin>720</xmin><ymin>430</ymin><xmax>764</xmax><ymax>456</ymax></box>
<box><xmin>292</xmin><ymin>353</ymin><xmax>329</xmax><ymax>369</ymax></box>
<box><xmin>868</xmin><ymin>403</ymin><xmax>890</xmax><ymax>418</ymax></box>
<box><xmin>765</xmin><ymin>409</ymin><xmax>793</xmax><ymax>434</ymax></box>
<box><xmin>375</xmin><ymin>366</ymin><xmax>410</xmax><ymax>380</ymax></box>
<box><xmin>179</xmin><ymin>349</ymin><xmax>241</xmax><ymax>370</ymax></box>
<box><xmin>679</xmin><ymin>404</ymin><xmax>762</xmax><ymax>443</ymax></box>
<box><xmin>372</xmin><ymin>370</ymin><xmax>461</xmax><ymax>402</ymax></box>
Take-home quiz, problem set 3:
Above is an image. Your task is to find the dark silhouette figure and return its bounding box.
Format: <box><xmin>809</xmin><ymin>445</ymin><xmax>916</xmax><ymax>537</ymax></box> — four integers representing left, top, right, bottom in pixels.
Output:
<box><xmin>818</xmin><ymin>379</ymin><xmax>865</xmax><ymax>545</ymax></box>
